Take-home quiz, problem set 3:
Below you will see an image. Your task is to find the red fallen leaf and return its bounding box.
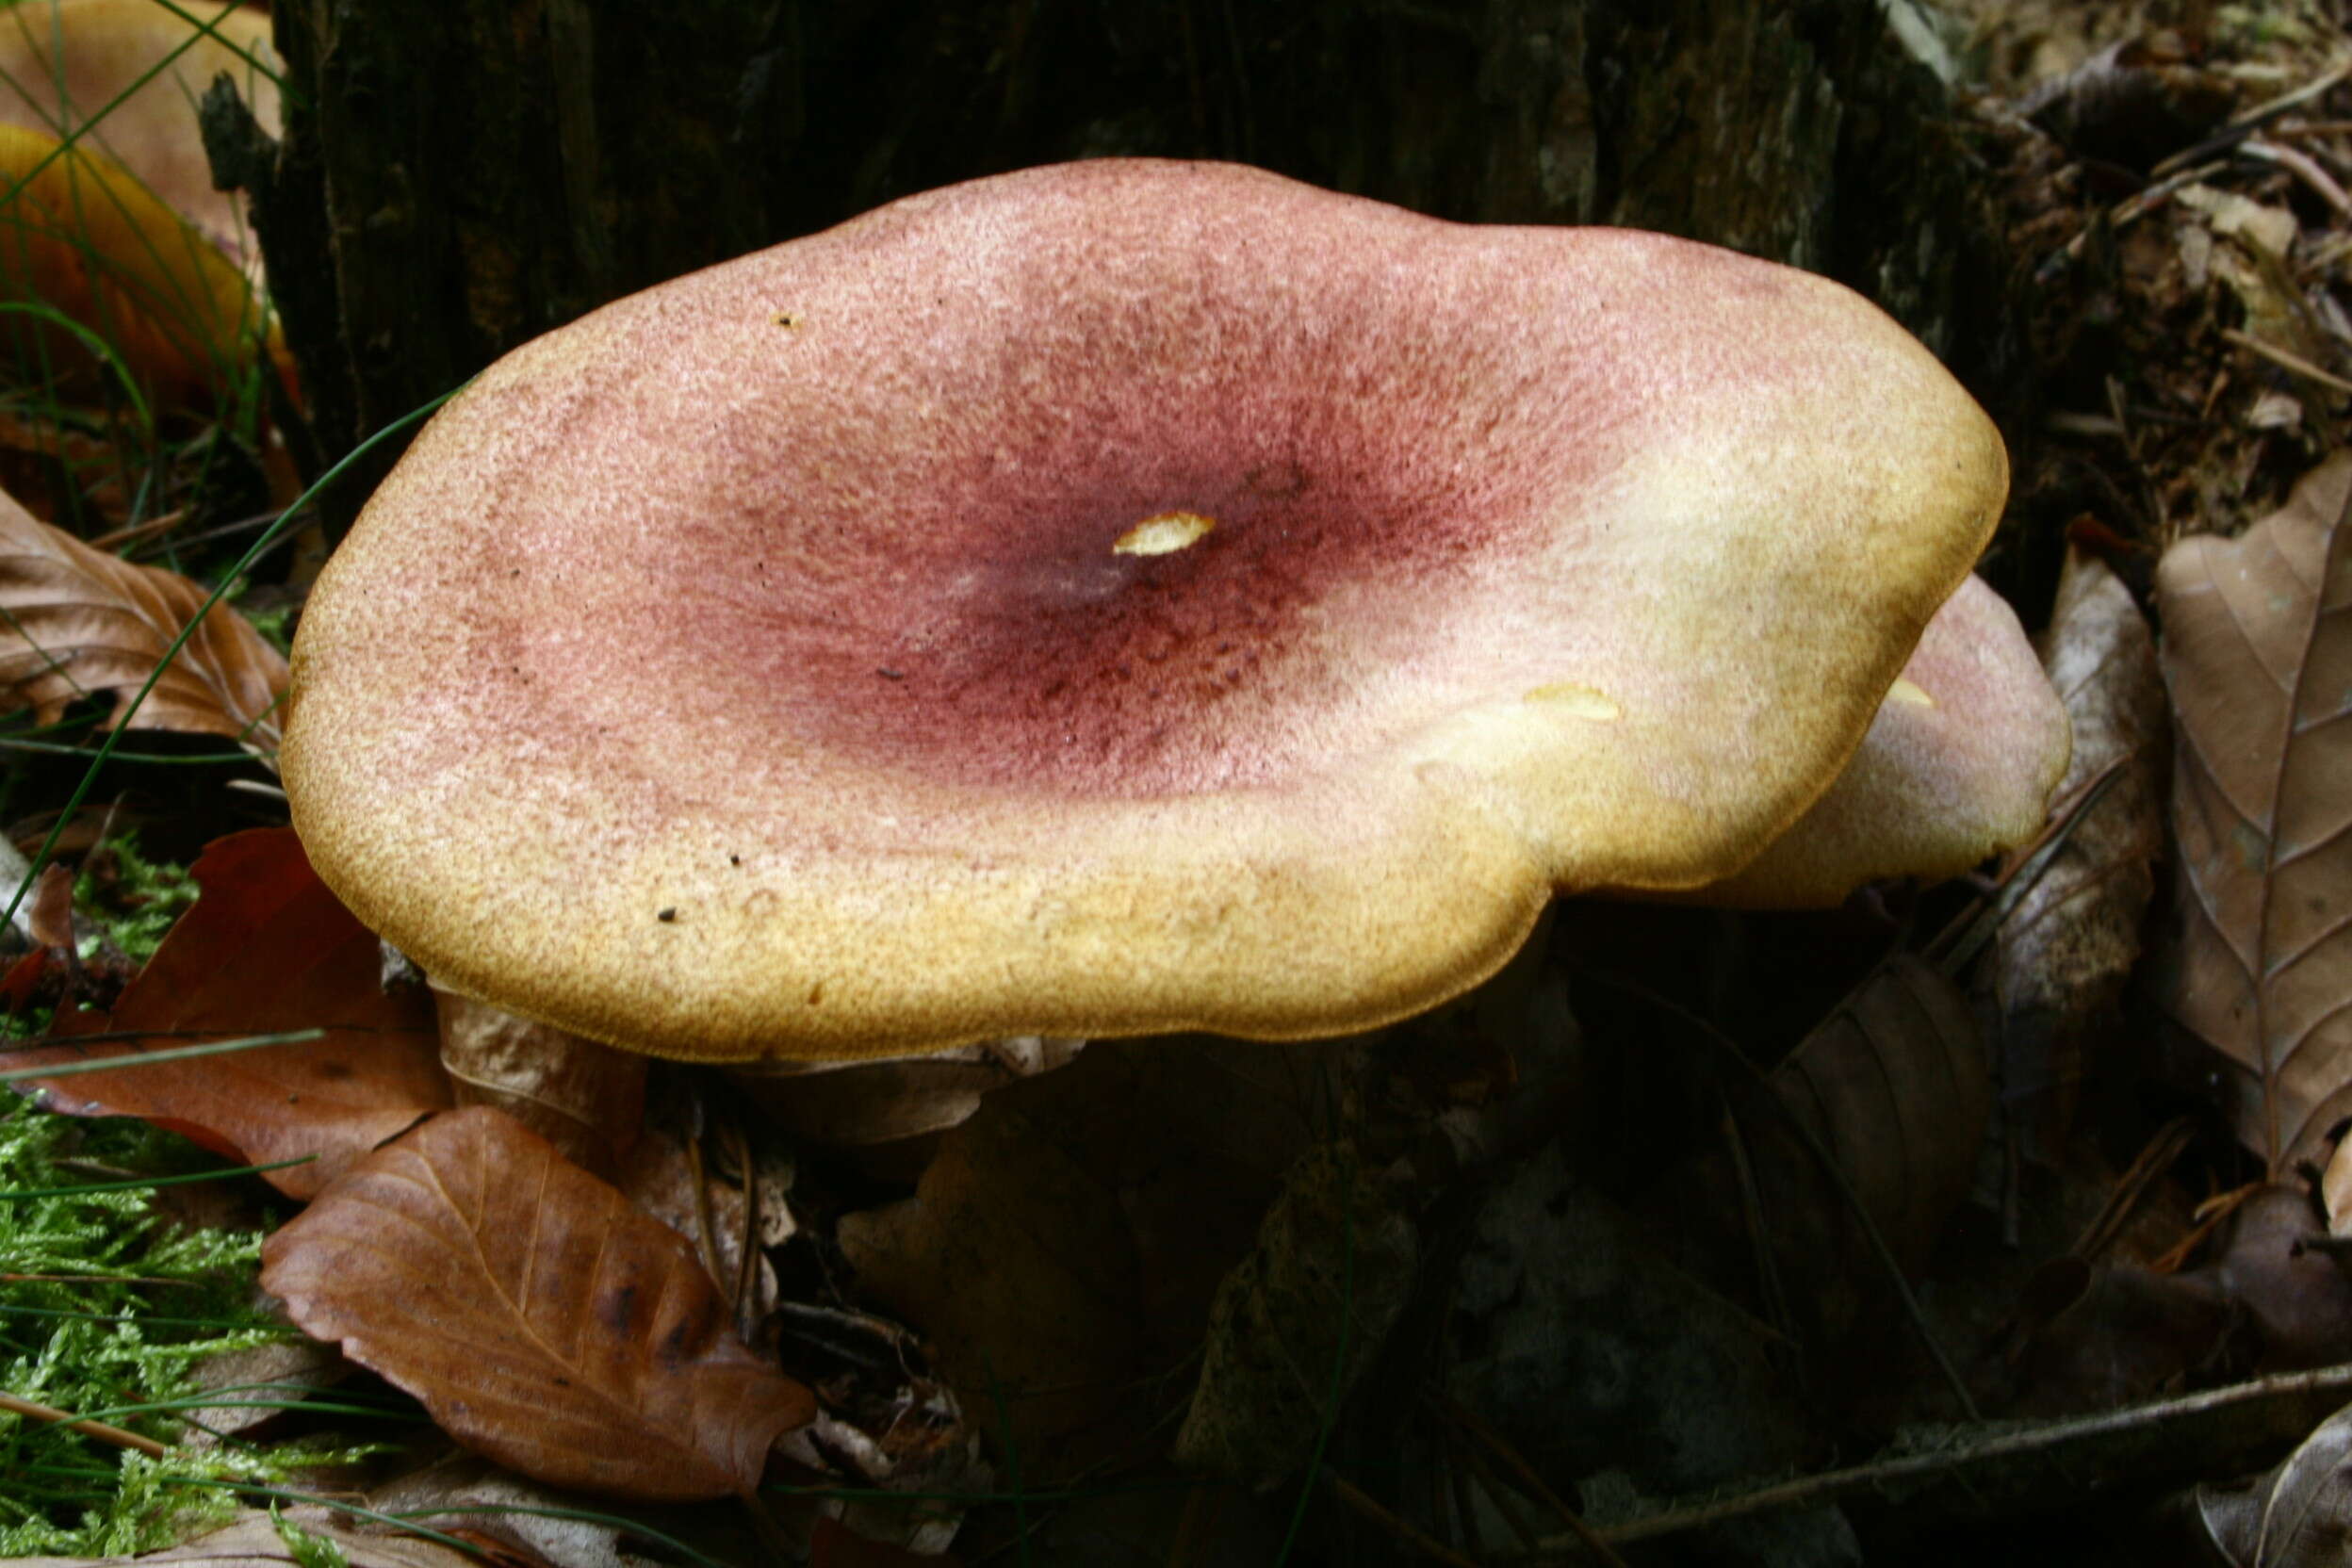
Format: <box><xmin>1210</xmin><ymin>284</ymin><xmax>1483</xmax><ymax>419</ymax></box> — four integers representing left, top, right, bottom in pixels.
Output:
<box><xmin>264</xmin><ymin>1105</ymin><xmax>814</xmax><ymax>1502</ymax></box>
<box><xmin>0</xmin><ymin>945</ymin><xmax>53</xmax><ymax>1010</ymax></box>
<box><xmin>0</xmin><ymin>827</ymin><xmax>446</xmax><ymax>1198</ymax></box>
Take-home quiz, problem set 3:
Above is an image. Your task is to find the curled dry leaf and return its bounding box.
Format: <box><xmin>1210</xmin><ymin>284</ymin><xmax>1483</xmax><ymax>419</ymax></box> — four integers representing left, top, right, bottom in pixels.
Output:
<box><xmin>0</xmin><ymin>827</ymin><xmax>445</xmax><ymax>1200</ymax></box>
<box><xmin>731</xmin><ymin>1035</ymin><xmax>1086</xmax><ymax>1150</ymax></box>
<box><xmin>2193</xmin><ymin>1396</ymin><xmax>2352</xmax><ymax>1568</ymax></box>
<box><xmin>433</xmin><ymin>988</ymin><xmax>645</xmax><ymax>1177</ymax></box>
<box><xmin>0</xmin><ymin>481</ymin><xmax>286</xmax><ymax>748</ymax></box>
<box><xmin>2158</xmin><ymin>454</ymin><xmax>2352</xmax><ymax>1170</ymax></box>
<box><xmin>263</xmin><ymin>1105</ymin><xmax>814</xmax><ymax>1502</ymax></box>
<box><xmin>1994</xmin><ymin>550</ymin><xmax>2165</xmax><ymax>1163</ymax></box>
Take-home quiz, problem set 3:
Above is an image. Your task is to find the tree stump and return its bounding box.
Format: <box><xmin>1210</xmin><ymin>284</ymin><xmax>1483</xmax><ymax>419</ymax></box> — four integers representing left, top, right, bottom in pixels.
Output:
<box><xmin>225</xmin><ymin>0</ymin><xmax>2012</xmax><ymax>535</ymax></box>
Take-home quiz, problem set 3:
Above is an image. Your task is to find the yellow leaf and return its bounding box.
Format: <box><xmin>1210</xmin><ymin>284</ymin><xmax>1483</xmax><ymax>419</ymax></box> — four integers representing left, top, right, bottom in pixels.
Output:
<box><xmin>0</xmin><ymin>0</ymin><xmax>279</xmax><ymax>262</ymax></box>
<box><xmin>0</xmin><ymin>121</ymin><xmax>282</xmax><ymax>417</ymax></box>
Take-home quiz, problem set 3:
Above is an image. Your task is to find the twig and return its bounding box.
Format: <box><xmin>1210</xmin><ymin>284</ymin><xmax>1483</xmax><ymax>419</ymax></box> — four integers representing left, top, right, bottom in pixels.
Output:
<box><xmin>682</xmin><ymin>1134</ymin><xmax>727</xmax><ymax>1300</ymax></box>
<box><xmin>2223</xmin><ymin>328</ymin><xmax>2352</xmax><ymax>395</ymax></box>
<box><xmin>83</xmin><ymin>508</ymin><xmax>187</xmax><ymax>554</ymax></box>
<box><xmin>0</xmin><ymin>1389</ymin><xmax>166</xmax><ymax>1457</ymax></box>
<box><xmin>2243</xmin><ymin>137</ymin><xmax>2352</xmax><ymax>216</ymax></box>
<box><xmin>2045</xmin><ymin>161</ymin><xmax>2230</xmax><ymax>279</ymax></box>
<box><xmin>2150</xmin><ymin>1182</ymin><xmax>2263</xmax><ymax>1275</ymax></box>
<box><xmin>723</xmin><ymin>1117</ymin><xmax>760</xmax><ymax>1344</ymax></box>
<box><xmin>2151</xmin><ymin>55</ymin><xmax>2352</xmax><ymax>175</ymax></box>
<box><xmin>1326</xmin><ymin>1469</ymin><xmax>1482</xmax><ymax>1568</ymax></box>
<box><xmin>1493</xmin><ymin>1362</ymin><xmax>2352</xmax><ymax>1560</ymax></box>
<box><xmin>2068</xmin><ymin>1117</ymin><xmax>2197</xmax><ymax>1261</ymax></box>
<box><xmin>1432</xmin><ymin>1390</ymin><xmax>1630</xmax><ymax>1568</ymax></box>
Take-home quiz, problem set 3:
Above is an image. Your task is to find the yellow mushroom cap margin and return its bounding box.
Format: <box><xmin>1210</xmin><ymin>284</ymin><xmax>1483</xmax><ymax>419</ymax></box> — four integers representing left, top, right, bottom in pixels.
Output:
<box><xmin>282</xmin><ymin>159</ymin><xmax>2009</xmax><ymax>1062</ymax></box>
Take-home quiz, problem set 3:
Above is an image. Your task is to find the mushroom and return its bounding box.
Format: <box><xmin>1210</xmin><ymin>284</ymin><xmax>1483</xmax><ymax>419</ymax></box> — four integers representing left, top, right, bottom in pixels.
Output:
<box><xmin>283</xmin><ymin>159</ymin><xmax>2056</xmax><ymax>1063</ymax></box>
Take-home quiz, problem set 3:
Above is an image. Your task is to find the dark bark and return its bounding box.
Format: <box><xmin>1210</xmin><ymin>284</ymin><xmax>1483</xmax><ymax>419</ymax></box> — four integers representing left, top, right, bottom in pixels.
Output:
<box><xmin>226</xmin><ymin>0</ymin><xmax>2012</xmax><ymax>538</ymax></box>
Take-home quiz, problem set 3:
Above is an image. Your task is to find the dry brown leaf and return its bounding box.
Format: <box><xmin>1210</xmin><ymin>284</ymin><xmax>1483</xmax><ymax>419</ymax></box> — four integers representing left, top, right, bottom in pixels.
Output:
<box><xmin>2004</xmin><ymin>1257</ymin><xmax>2231</xmax><ymax>1417</ymax></box>
<box><xmin>434</xmin><ymin>988</ymin><xmax>645</xmax><ymax>1177</ymax></box>
<box><xmin>1994</xmin><ymin>549</ymin><xmax>2166</xmax><ymax>1162</ymax></box>
<box><xmin>263</xmin><ymin>1105</ymin><xmax>813</xmax><ymax>1502</ymax></box>
<box><xmin>2194</xmin><ymin>1396</ymin><xmax>2352</xmax><ymax>1567</ymax></box>
<box><xmin>2158</xmin><ymin>454</ymin><xmax>2352</xmax><ymax>1170</ymax></box>
<box><xmin>731</xmin><ymin>1036</ymin><xmax>1086</xmax><ymax>1150</ymax></box>
<box><xmin>615</xmin><ymin>1128</ymin><xmax>779</xmax><ymax>1326</ymax></box>
<box><xmin>0</xmin><ymin>480</ymin><xmax>286</xmax><ymax>747</ymax></box>
<box><xmin>2201</xmin><ymin>1186</ymin><xmax>2352</xmax><ymax>1372</ymax></box>
<box><xmin>838</xmin><ymin>1092</ymin><xmax>1140</xmax><ymax>1443</ymax></box>
<box><xmin>7</xmin><ymin>1505</ymin><xmax>480</xmax><ymax>1566</ymax></box>
<box><xmin>1646</xmin><ymin>956</ymin><xmax>1989</xmax><ymax>1348</ymax></box>
<box><xmin>1771</xmin><ymin>958</ymin><xmax>1990</xmax><ymax>1274</ymax></box>
<box><xmin>1</xmin><ymin>827</ymin><xmax>446</xmax><ymax>1200</ymax></box>
<box><xmin>368</xmin><ymin>1457</ymin><xmax>689</xmax><ymax>1568</ymax></box>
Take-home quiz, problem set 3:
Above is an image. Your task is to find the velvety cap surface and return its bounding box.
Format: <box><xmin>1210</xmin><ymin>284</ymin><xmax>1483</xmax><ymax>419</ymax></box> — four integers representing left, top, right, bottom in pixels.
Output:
<box><xmin>284</xmin><ymin>159</ymin><xmax>2009</xmax><ymax>1060</ymax></box>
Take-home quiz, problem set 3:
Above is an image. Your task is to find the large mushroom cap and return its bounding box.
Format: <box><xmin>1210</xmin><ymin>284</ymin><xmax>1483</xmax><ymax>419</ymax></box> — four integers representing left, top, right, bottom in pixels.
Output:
<box><xmin>284</xmin><ymin>159</ymin><xmax>2008</xmax><ymax>1062</ymax></box>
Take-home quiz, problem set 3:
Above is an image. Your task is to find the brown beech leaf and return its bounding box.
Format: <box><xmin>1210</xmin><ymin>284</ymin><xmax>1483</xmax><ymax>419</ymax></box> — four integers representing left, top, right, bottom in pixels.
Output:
<box><xmin>0</xmin><ymin>827</ymin><xmax>446</xmax><ymax>1199</ymax></box>
<box><xmin>263</xmin><ymin>1105</ymin><xmax>814</xmax><ymax>1502</ymax></box>
<box><xmin>2158</xmin><ymin>455</ymin><xmax>2352</xmax><ymax>1170</ymax></box>
<box><xmin>0</xmin><ymin>484</ymin><xmax>287</xmax><ymax>748</ymax></box>
<box><xmin>1995</xmin><ymin>549</ymin><xmax>2166</xmax><ymax>1162</ymax></box>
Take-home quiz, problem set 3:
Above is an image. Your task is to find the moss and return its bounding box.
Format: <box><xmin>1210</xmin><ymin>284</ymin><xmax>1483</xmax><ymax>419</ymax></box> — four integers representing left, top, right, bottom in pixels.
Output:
<box><xmin>0</xmin><ymin>1100</ymin><xmax>279</xmax><ymax>1555</ymax></box>
<box><xmin>74</xmin><ymin>834</ymin><xmax>197</xmax><ymax>964</ymax></box>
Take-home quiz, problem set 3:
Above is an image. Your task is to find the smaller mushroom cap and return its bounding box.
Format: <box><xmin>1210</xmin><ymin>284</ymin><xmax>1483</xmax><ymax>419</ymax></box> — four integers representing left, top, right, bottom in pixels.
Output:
<box><xmin>1693</xmin><ymin>575</ymin><xmax>2072</xmax><ymax>906</ymax></box>
<box><xmin>285</xmin><ymin>160</ymin><xmax>2012</xmax><ymax>1061</ymax></box>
